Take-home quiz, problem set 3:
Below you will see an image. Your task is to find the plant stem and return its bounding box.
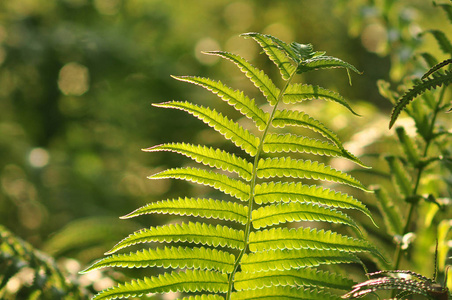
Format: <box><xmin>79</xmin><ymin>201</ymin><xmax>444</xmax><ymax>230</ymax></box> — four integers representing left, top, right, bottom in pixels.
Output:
<box><xmin>225</xmin><ymin>71</ymin><xmax>297</xmax><ymax>300</ymax></box>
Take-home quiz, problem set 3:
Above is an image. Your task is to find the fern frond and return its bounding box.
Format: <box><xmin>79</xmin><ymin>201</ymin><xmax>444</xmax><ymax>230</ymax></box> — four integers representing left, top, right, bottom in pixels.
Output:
<box><xmin>248</xmin><ymin>227</ymin><xmax>383</xmax><ymax>260</ymax></box>
<box><xmin>232</xmin><ymin>286</ymin><xmax>343</xmax><ymax>300</ymax></box>
<box><xmin>149</xmin><ymin>167</ymin><xmax>250</xmax><ymax>201</ymax></box>
<box><xmin>283</xmin><ymin>83</ymin><xmax>360</xmax><ymax>116</ymax></box>
<box><xmin>254</xmin><ymin>181</ymin><xmax>373</xmax><ymax>221</ymax></box>
<box><xmin>106</xmin><ymin>222</ymin><xmax>245</xmax><ymax>254</ymax></box>
<box><xmin>234</xmin><ymin>268</ymin><xmax>355</xmax><ymax>291</ymax></box>
<box><xmin>272</xmin><ymin>109</ymin><xmax>365</xmax><ymax>166</ymax></box>
<box><xmin>120</xmin><ymin>197</ymin><xmax>247</xmax><ymax>225</ymax></box>
<box><xmin>256</xmin><ymin>157</ymin><xmax>368</xmax><ymax>191</ymax></box>
<box><xmin>205</xmin><ymin>51</ymin><xmax>281</xmax><ymax>106</ymax></box>
<box><xmin>144</xmin><ymin>143</ymin><xmax>253</xmax><ymax>181</ymax></box>
<box><xmin>89</xmin><ymin>32</ymin><xmax>375</xmax><ymax>299</ymax></box>
<box><xmin>92</xmin><ymin>269</ymin><xmax>228</xmax><ymax>300</ymax></box>
<box><xmin>389</xmin><ymin>70</ymin><xmax>452</xmax><ymax>128</ymax></box>
<box><xmin>241</xmin><ymin>32</ymin><xmax>297</xmax><ymax>80</ymax></box>
<box><xmin>81</xmin><ymin>246</ymin><xmax>235</xmax><ymax>273</ymax></box>
<box><xmin>241</xmin><ymin>248</ymin><xmax>359</xmax><ymax>272</ymax></box>
<box><xmin>172</xmin><ymin>76</ymin><xmax>269</xmax><ymax>130</ymax></box>
<box><xmin>251</xmin><ymin>202</ymin><xmax>361</xmax><ymax>235</ymax></box>
<box><xmin>153</xmin><ymin>101</ymin><xmax>259</xmax><ymax>156</ymax></box>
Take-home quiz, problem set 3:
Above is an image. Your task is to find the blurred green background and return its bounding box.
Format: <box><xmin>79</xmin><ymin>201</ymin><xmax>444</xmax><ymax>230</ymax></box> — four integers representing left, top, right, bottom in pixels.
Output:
<box><xmin>0</xmin><ymin>0</ymin><xmax>450</xmax><ymax>296</ymax></box>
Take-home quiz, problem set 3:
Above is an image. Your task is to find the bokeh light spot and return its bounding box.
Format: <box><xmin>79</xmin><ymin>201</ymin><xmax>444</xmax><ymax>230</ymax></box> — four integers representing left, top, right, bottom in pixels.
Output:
<box><xmin>224</xmin><ymin>34</ymin><xmax>257</xmax><ymax>61</ymax></box>
<box><xmin>361</xmin><ymin>22</ymin><xmax>387</xmax><ymax>54</ymax></box>
<box><xmin>58</xmin><ymin>62</ymin><xmax>90</xmax><ymax>96</ymax></box>
<box><xmin>28</xmin><ymin>147</ymin><xmax>50</xmax><ymax>168</ymax></box>
<box><xmin>94</xmin><ymin>0</ymin><xmax>121</xmax><ymax>15</ymax></box>
<box><xmin>224</xmin><ymin>2</ymin><xmax>254</xmax><ymax>32</ymax></box>
<box><xmin>263</xmin><ymin>23</ymin><xmax>295</xmax><ymax>45</ymax></box>
<box><xmin>195</xmin><ymin>38</ymin><xmax>221</xmax><ymax>65</ymax></box>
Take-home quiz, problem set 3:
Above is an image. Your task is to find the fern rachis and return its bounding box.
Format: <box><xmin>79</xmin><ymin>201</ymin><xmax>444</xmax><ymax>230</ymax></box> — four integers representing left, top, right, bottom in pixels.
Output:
<box><xmin>83</xmin><ymin>32</ymin><xmax>385</xmax><ymax>300</ymax></box>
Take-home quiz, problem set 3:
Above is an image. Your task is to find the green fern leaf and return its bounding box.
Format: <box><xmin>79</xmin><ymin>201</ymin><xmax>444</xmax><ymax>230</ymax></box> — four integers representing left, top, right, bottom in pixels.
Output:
<box><xmin>153</xmin><ymin>101</ymin><xmax>259</xmax><ymax>156</ymax></box>
<box><xmin>251</xmin><ymin>202</ymin><xmax>361</xmax><ymax>235</ymax></box>
<box><xmin>424</xmin><ymin>29</ymin><xmax>452</xmax><ymax>55</ymax></box>
<box><xmin>263</xmin><ymin>133</ymin><xmax>340</xmax><ymax>155</ymax></box>
<box><xmin>241</xmin><ymin>248</ymin><xmax>359</xmax><ymax>272</ymax></box>
<box><xmin>263</xmin><ymin>133</ymin><xmax>367</xmax><ymax>167</ymax></box>
<box><xmin>256</xmin><ymin>157</ymin><xmax>368</xmax><ymax>191</ymax></box>
<box><xmin>234</xmin><ymin>268</ymin><xmax>355</xmax><ymax>291</ymax></box>
<box><xmin>419</xmin><ymin>52</ymin><xmax>439</xmax><ymax>68</ymax></box>
<box><xmin>385</xmin><ymin>156</ymin><xmax>413</xmax><ymax>197</ymax></box>
<box><xmin>144</xmin><ymin>143</ymin><xmax>253</xmax><ymax>181</ymax></box>
<box><xmin>272</xmin><ymin>109</ymin><xmax>364</xmax><ymax>166</ymax></box>
<box><xmin>81</xmin><ymin>246</ymin><xmax>235</xmax><ymax>273</ymax></box>
<box><xmin>273</xmin><ymin>109</ymin><xmax>344</xmax><ymax>147</ymax></box>
<box><xmin>149</xmin><ymin>167</ymin><xmax>250</xmax><ymax>201</ymax></box>
<box><xmin>172</xmin><ymin>76</ymin><xmax>269</xmax><ymax>130</ymax></box>
<box><xmin>248</xmin><ymin>228</ymin><xmax>383</xmax><ymax>261</ymax></box>
<box><xmin>389</xmin><ymin>70</ymin><xmax>452</xmax><ymax>128</ymax></box>
<box><xmin>283</xmin><ymin>83</ymin><xmax>360</xmax><ymax>116</ymax></box>
<box><xmin>254</xmin><ymin>181</ymin><xmax>373</xmax><ymax>220</ymax></box>
<box><xmin>92</xmin><ymin>269</ymin><xmax>228</xmax><ymax>300</ymax></box>
<box><xmin>120</xmin><ymin>197</ymin><xmax>247</xmax><ymax>225</ymax></box>
<box><xmin>241</xmin><ymin>32</ymin><xmax>297</xmax><ymax>80</ymax></box>
<box><xmin>395</xmin><ymin>127</ymin><xmax>420</xmax><ymax>166</ymax></box>
<box><xmin>232</xmin><ymin>286</ymin><xmax>343</xmax><ymax>300</ymax></box>
<box><xmin>421</xmin><ymin>58</ymin><xmax>452</xmax><ymax>79</ymax></box>
<box><xmin>434</xmin><ymin>1</ymin><xmax>452</xmax><ymax>23</ymax></box>
<box><xmin>181</xmin><ymin>295</ymin><xmax>225</xmax><ymax>300</ymax></box>
<box><xmin>297</xmin><ymin>55</ymin><xmax>361</xmax><ymax>74</ymax></box>
<box><xmin>373</xmin><ymin>186</ymin><xmax>404</xmax><ymax>236</ymax></box>
<box><xmin>205</xmin><ymin>51</ymin><xmax>281</xmax><ymax>106</ymax></box>
<box><xmin>106</xmin><ymin>222</ymin><xmax>245</xmax><ymax>254</ymax></box>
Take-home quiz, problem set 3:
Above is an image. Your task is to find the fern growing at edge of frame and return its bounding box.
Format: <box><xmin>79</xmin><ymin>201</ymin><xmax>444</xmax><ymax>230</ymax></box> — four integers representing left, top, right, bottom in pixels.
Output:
<box><xmin>82</xmin><ymin>32</ymin><xmax>387</xmax><ymax>300</ymax></box>
<box><xmin>0</xmin><ymin>225</ymin><xmax>87</xmax><ymax>299</ymax></box>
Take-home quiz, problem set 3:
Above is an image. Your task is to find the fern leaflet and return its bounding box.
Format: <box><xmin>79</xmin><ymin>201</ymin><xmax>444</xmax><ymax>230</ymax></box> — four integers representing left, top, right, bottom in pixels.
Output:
<box><xmin>172</xmin><ymin>76</ymin><xmax>269</xmax><ymax>130</ymax></box>
<box><xmin>283</xmin><ymin>83</ymin><xmax>360</xmax><ymax>116</ymax></box>
<box><xmin>121</xmin><ymin>197</ymin><xmax>247</xmax><ymax>224</ymax></box>
<box><xmin>92</xmin><ymin>270</ymin><xmax>228</xmax><ymax>300</ymax></box>
<box><xmin>144</xmin><ymin>143</ymin><xmax>253</xmax><ymax>181</ymax></box>
<box><xmin>153</xmin><ymin>101</ymin><xmax>259</xmax><ymax>155</ymax></box>
<box><xmin>82</xmin><ymin>246</ymin><xmax>235</xmax><ymax>273</ymax></box>
<box><xmin>251</xmin><ymin>202</ymin><xmax>361</xmax><ymax>235</ymax></box>
<box><xmin>389</xmin><ymin>70</ymin><xmax>452</xmax><ymax>128</ymax></box>
<box><xmin>234</xmin><ymin>268</ymin><xmax>355</xmax><ymax>291</ymax></box>
<box><xmin>106</xmin><ymin>222</ymin><xmax>245</xmax><ymax>255</ymax></box>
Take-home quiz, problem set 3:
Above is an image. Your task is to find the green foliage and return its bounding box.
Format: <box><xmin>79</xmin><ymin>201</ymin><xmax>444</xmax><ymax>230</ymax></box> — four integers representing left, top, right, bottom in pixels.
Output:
<box><xmin>344</xmin><ymin>1</ymin><xmax>452</xmax><ymax>298</ymax></box>
<box><xmin>83</xmin><ymin>33</ymin><xmax>383</xmax><ymax>299</ymax></box>
<box><xmin>389</xmin><ymin>69</ymin><xmax>452</xmax><ymax>129</ymax></box>
<box><xmin>1</xmin><ymin>2</ymin><xmax>450</xmax><ymax>300</ymax></box>
<box><xmin>0</xmin><ymin>225</ymin><xmax>87</xmax><ymax>299</ymax></box>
